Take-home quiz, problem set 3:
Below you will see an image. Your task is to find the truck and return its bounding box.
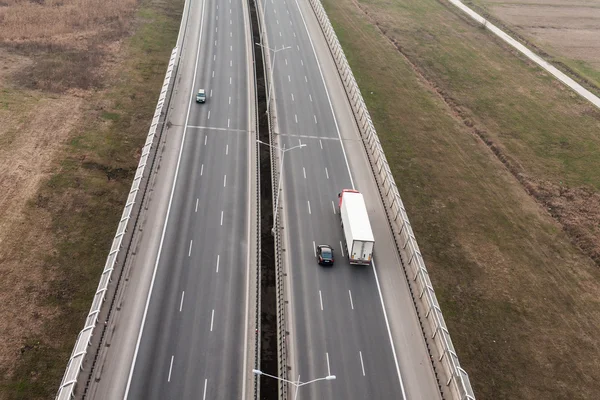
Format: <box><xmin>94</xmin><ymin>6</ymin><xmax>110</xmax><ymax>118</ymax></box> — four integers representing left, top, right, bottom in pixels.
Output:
<box><xmin>338</xmin><ymin>189</ymin><xmax>375</xmax><ymax>265</ymax></box>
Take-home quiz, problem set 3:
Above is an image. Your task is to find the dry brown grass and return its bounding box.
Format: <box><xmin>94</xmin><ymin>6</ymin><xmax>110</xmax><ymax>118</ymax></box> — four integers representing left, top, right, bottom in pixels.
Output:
<box><xmin>0</xmin><ymin>0</ymin><xmax>181</xmax><ymax>398</ymax></box>
<box><xmin>0</xmin><ymin>0</ymin><xmax>137</xmax><ymax>93</ymax></box>
<box><xmin>467</xmin><ymin>0</ymin><xmax>600</xmax><ymax>88</ymax></box>
<box><xmin>0</xmin><ymin>0</ymin><xmax>136</xmax><ymax>42</ymax></box>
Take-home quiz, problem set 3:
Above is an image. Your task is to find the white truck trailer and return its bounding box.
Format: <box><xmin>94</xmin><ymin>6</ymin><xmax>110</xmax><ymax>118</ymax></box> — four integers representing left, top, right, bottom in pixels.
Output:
<box><xmin>338</xmin><ymin>189</ymin><xmax>375</xmax><ymax>265</ymax></box>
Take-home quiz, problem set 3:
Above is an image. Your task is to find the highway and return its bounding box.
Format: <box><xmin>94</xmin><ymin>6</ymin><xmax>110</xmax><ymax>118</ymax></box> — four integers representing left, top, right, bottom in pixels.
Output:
<box><xmin>260</xmin><ymin>0</ymin><xmax>442</xmax><ymax>398</ymax></box>
<box><xmin>85</xmin><ymin>0</ymin><xmax>257</xmax><ymax>397</ymax></box>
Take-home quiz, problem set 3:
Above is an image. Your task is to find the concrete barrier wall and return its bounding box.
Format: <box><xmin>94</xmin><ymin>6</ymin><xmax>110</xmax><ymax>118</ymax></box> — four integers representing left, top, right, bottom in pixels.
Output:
<box><xmin>306</xmin><ymin>0</ymin><xmax>476</xmax><ymax>399</ymax></box>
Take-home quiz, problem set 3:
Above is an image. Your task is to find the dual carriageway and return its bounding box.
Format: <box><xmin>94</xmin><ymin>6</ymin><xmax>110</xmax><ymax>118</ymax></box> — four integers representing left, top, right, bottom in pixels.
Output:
<box><xmin>82</xmin><ymin>0</ymin><xmax>444</xmax><ymax>398</ymax></box>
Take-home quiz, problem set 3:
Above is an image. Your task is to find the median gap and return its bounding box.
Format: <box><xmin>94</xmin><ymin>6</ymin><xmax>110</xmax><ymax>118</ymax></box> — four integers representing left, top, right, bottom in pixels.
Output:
<box><xmin>248</xmin><ymin>0</ymin><xmax>279</xmax><ymax>397</ymax></box>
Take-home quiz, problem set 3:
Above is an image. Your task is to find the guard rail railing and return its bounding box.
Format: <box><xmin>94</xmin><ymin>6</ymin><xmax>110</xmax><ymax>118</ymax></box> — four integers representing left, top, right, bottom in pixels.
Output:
<box><xmin>306</xmin><ymin>0</ymin><xmax>476</xmax><ymax>399</ymax></box>
<box><xmin>255</xmin><ymin>0</ymin><xmax>290</xmax><ymax>398</ymax></box>
<box><xmin>55</xmin><ymin>0</ymin><xmax>193</xmax><ymax>396</ymax></box>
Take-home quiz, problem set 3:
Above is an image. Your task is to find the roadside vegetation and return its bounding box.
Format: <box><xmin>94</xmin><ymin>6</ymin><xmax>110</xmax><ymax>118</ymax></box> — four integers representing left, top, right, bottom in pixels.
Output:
<box><xmin>322</xmin><ymin>0</ymin><xmax>600</xmax><ymax>398</ymax></box>
<box><xmin>0</xmin><ymin>0</ymin><xmax>181</xmax><ymax>398</ymax></box>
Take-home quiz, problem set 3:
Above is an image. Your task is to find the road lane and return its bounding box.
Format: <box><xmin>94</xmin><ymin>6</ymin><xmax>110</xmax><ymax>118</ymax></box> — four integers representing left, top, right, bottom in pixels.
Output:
<box><xmin>123</xmin><ymin>0</ymin><xmax>255</xmax><ymax>397</ymax></box>
<box><xmin>261</xmin><ymin>0</ymin><xmax>442</xmax><ymax>397</ymax></box>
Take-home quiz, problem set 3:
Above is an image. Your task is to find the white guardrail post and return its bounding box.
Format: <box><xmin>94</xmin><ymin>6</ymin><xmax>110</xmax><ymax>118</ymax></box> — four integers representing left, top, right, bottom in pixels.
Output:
<box><xmin>305</xmin><ymin>0</ymin><xmax>476</xmax><ymax>399</ymax></box>
<box><xmin>55</xmin><ymin>46</ymin><xmax>179</xmax><ymax>400</ymax></box>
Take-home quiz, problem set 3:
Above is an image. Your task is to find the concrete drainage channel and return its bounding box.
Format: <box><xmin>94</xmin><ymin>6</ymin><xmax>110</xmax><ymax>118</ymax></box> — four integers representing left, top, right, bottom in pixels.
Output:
<box><xmin>248</xmin><ymin>0</ymin><xmax>280</xmax><ymax>398</ymax></box>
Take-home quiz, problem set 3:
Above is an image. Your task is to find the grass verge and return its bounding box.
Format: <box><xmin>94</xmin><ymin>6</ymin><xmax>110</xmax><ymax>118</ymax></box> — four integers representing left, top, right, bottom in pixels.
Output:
<box><xmin>0</xmin><ymin>0</ymin><xmax>182</xmax><ymax>398</ymax></box>
<box><xmin>322</xmin><ymin>0</ymin><xmax>600</xmax><ymax>398</ymax></box>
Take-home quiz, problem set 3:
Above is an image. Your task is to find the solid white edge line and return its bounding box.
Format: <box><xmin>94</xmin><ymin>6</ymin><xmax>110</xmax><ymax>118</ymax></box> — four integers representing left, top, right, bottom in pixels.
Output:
<box><xmin>123</xmin><ymin>0</ymin><xmax>207</xmax><ymax>396</ymax></box>
<box><xmin>359</xmin><ymin>351</ymin><xmax>365</xmax><ymax>376</ymax></box>
<box><xmin>167</xmin><ymin>355</ymin><xmax>174</xmax><ymax>382</ymax></box>
<box><xmin>241</xmin><ymin>0</ymin><xmax>253</xmax><ymax>393</ymax></box>
<box><xmin>293</xmin><ymin>0</ymin><xmax>407</xmax><ymax>395</ymax></box>
<box><xmin>348</xmin><ymin>289</ymin><xmax>354</xmax><ymax>310</ymax></box>
<box><xmin>180</xmin><ymin>291</ymin><xmax>185</xmax><ymax>312</ymax></box>
<box><xmin>210</xmin><ymin>309</ymin><xmax>215</xmax><ymax>331</ymax></box>
<box><xmin>371</xmin><ymin>259</ymin><xmax>407</xmax><ymax>397</ymax></box>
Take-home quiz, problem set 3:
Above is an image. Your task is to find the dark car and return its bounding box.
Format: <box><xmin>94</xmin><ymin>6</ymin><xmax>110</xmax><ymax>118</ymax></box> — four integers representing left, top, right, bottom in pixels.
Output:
<box><xmin>316</xmin><ymin>244</ymin><xmax>334</xmax><ymax>266</ymax></box>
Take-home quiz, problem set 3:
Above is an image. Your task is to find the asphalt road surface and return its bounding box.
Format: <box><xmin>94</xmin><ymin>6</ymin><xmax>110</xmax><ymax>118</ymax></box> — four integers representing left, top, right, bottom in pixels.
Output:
<box><xmin>261</xmin><ymin>0</ymin><xmax>442</xmax><ymax>398</ymax></box>
<box><xmin>117</xmin><ymin>0</ymin><xmax>257</xmax><ymax>397</ymax></box>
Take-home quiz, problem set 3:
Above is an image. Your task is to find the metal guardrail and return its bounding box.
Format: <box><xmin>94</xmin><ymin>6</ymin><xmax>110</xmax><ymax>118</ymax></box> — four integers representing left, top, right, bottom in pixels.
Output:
<box><xmin>255</xmin><ymin>0</ymin><xmax>290</xmax><ymax>398</ymax></box>
<box><xmin>248</xmin><ymin>0</ymin><xmax>262</xmax><ymax>398</ymax></box>
<box><xmin>55</xmin><ymin>48</ymin><xmax>179</xmax><ymax>400</ymax></box>
<box><xmin>306</xmin><ymin>0</ymin><xmax>476</xmax><ymax>399</ymax></box>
